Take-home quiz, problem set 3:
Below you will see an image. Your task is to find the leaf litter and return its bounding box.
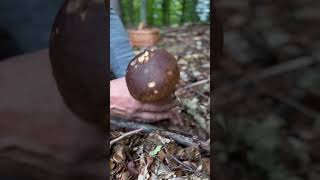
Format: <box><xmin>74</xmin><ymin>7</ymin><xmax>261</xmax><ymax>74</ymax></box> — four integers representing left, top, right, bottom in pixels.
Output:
<box><xmin>111</xmin><ymin>24</ymin><xmax>211</xmax><ymax>179</ymax></box>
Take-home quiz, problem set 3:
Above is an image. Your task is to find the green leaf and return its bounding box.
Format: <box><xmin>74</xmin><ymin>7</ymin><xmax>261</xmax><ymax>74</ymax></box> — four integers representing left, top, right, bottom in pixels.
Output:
<box><xmin>149</xmin><ymin>145</ymin><xmax>163</xmax><ymax>157</ymax></box>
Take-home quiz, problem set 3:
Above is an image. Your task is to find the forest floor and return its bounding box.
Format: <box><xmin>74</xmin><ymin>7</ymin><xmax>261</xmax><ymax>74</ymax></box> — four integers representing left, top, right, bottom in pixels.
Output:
<box><xmin>215</xmin><ymin>0</ymin><xmax>320</xmax><ymax>180</ymax></box>
<box><xmin>110</xmin><ymin>24</ymin><xmax>211</xmax><ymax>179</ymax></box>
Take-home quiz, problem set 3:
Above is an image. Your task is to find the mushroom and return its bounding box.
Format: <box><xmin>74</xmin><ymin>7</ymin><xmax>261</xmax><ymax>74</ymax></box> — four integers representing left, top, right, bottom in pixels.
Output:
<box><xmin>125</xmin><ymin>49</ymin><xmax>180</xmax><ymax>102</ymax></box>
<box><xmin>49</xmin><ymin>0</ymin><xmax>107</xmax><ymax>127</ymax></box>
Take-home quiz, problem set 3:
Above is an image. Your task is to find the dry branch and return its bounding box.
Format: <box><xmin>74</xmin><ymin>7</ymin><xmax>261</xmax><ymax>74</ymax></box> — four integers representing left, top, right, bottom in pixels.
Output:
<box><xmin>216</xmin><ymin>57</ymin><xmax>316</xmax><ymax>94</ymax></box>
<box><xmin>264</xmin><ymin>91</ymin><xmax>320</xmax><ymax>120</ymax></box>
<box><xmin>110</xmin><ymin>118</ymin><xmax>210</xmax><ymax>153</ymax></box>
<box><xmin>110</xmin><ymin>128</ymin><xmax>143</xmax><ymax>146</ymax></box>
<box><xmin>176</xmin><ymin>78</ymin><xmax>210</xmax><ymax>92</ymax></box>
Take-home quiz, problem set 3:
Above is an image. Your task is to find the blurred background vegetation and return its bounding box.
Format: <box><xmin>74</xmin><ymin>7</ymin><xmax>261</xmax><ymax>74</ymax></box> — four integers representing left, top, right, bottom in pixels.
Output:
<box><xmin>214</xmin><ymin>0</ymin><xmax>320</xmax><ymax>180</ymax></box>
<box><xmin>111</xmin><ymin>0</ymin><xmax>210</xmax><ymax>28</ymax></box>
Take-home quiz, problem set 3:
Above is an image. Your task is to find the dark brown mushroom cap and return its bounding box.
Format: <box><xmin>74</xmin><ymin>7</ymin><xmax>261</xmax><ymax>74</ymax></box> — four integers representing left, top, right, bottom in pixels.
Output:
<box><xmin>125</xmin><ymin>49</ymin><xmax>180</xmax><ymax>102</ymax></box>
<box><xmin>49</xmin><ymin>0</ymin><xmax>107</xmax><ymax>127</ymax></box>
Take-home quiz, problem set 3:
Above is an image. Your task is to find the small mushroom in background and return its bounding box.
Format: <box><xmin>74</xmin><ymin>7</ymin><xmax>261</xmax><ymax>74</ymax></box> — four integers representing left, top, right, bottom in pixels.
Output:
<box><xmin>125</xmin><ymin>48</ymin><xmax>183</xmax><ymax>125</ymax></box>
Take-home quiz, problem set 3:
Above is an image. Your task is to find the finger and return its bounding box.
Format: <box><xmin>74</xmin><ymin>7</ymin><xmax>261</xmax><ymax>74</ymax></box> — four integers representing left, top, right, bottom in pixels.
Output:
<box><xmin>140</xmin><ymin>100</ymin><xmax>178</xmax><ymax>112</ymax></box>
<box><xmin>133</xmin><ymin>112</ymin><xmax>172</xmax><ymax>123</ymax></box>
<box><xmin>169</xmin><ymin>110</ymin><xmax>184</xmax><ymax>126</ymax></box>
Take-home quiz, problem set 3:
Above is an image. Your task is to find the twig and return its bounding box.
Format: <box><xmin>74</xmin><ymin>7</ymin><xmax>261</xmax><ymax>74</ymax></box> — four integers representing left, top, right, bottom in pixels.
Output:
<box><xmin>264</xmin><ymin>91</ymin><xmax>320</xmax><ymax>120</ymax></box>
<box><xmin>176</xmin><ymin>78</ymin><xmax>210</xmax><ymax>92</ymax></box>
<box><xmin>110</xmin><ymin>128</ymin><xmax>143</xmax><ymax>146</ymax></box>
<box><xmin>191</xmin><ymin>89</ymin><xmax>210</xmax><ymax>100</ymax></box>
<box><xmin>216</xmin><ymin>57</ymin><xmax>316</xmax><ymax>94</ymax></box>
<box><xmin>254</xmin><ymin>57</ymin><xmax>315</xmax><ymax>81</ymax></box>
<box><xmin>110</xmin><ymin>118</ymin><xmax>210</xmax><ymax>153</ymax></box>
<box><xmin>163</xmin><ymin>146</ymin><xmax>208</xmax><ymax>177</ymax></box>
<box><xmin>163</xmin><ymin>146</ymin><xmax>197</xmax><ymax>173</ymax></box>
<box><xmin>110</xmin><ymin>119</ymin><xmax>160</xmax><ymax>132</ymax></box>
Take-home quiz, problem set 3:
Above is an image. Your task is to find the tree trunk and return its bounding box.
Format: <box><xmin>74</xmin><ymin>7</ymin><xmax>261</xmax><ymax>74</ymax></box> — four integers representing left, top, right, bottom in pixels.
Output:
<box><xmin>147</xmin><ymin>0</ymin><xmax>154</xmax><ymax>26</ymax></box>
<box><xmin>140</xmin><ymin>0</ymin><xmax>147</xmax><ymax>25</ymax></box>
<box><xmin>192</xmin><ymin>0</ymin><xmax>198</xmax><ymax>22</ymax></box>
<box><xmin>162</xmin><ymin>0</ymin><xmax>170</xmax><ymax>26</ymax></box>
<box><xmin>127</xmin><ymin>0</ymin><xmax>134</xmax><ymax>27</ymax></box>
<box><xmin>180</xmin><ymin>0</ymin><xmax>186</xmax><ymax>24</ymax></box>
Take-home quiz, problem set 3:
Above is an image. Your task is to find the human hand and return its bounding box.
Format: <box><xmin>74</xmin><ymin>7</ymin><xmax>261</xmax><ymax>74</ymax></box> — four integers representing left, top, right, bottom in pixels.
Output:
<box><xmin>110</xmin><ymin>77</ymin><xmax>183</xmax><ymax>125</ymax></box>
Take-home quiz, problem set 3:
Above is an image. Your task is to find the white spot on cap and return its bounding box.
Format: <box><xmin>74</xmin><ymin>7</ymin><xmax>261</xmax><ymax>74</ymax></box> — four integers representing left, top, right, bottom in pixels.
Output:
<box><xmin>144</xmin><ymin>69</ymin><xmax>149</xmax><ymax>74</ymax></box>
<box><xmin>138</xmin><ymin>56</ymin><xmax>144</xmax><ymax>63</ymax></box>
<box><xmin>144</xmin><ymin>56</ymin><xmax>149</xmax><ymax>62</ymax></box>
<box><xmin>154</xmin><ymin>90</ymin><xmax>158</xmax><ymax>94</ymax></box>
<box><xmin>148</xmin><ymin>81</ymin><xmax>156</xmax><ymax>88</ymax></box>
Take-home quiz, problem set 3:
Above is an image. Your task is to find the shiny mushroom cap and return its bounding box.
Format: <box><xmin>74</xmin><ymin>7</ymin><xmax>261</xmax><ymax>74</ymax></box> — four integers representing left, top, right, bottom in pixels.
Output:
<box><xmin>125</xmin><ymin>49</ymin><xmax>180</xmax><ymax>102</ymax></box>
<box><xmin>49</xmin><ymin>0</ymin><xmax>107</xmax><ymax>127</ymax></box>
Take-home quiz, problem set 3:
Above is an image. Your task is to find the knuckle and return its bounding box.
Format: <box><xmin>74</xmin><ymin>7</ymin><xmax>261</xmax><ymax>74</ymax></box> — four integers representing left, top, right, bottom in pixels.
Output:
<box><xmin>153</xmin><ymin>115</ymin><xmax>159</xmax><ymax>121</ymax></box>
<box><xmin>126</xmin><ymin>109</ymin><xmax>135</xmax><ymax>119</ymax></box>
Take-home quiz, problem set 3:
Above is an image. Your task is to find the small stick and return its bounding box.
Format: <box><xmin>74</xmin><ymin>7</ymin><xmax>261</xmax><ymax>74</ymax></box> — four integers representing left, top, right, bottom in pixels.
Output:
<box><xmin>110</xmin><ymin>128</ymin><xmax>143</xmax><ymax>146</ymax></box>
<box><xmin>191</xmin><ymin>89</ymin><xmax>210</xmax><ymax>100</ymax></box>
<box><xmin>163</xmin><ymin>146</ymin><xmax>197</xmax><ymax>173</ymax></box>
<box><xmin>216</xmin><ymin>57</ymin><xmax>315</xmax><ymax>94</ymax></box>
<box><xmin>110</xmin><ymin>118</ymin><xmax>210</xmax><ymax>152</ymax></box>
<box><xmin>176</xmin><ymin>78</ymin><xmax>210</xmax><ymax>92</ymax></box>
<box><xmin>253</xmin><ymin>57</ymin><xmax>314</xmax><ymax>81</ymax></box>
<box><xmin>137</xmin><ymin>22</ymin><xmax>145</xmax><ymax>30</ymax></box>
<box><xmin>110</xmin><ymin>119</ymin><xmax>160</xmax><ymax>132</ymax></box>
<box><xmin>163</xmin><ymin>146</ymin><xmax>208</xmax><ymax>177</ymax></box>
<box><xmin>264</xmin><ymin>91</ymin><xmax>320</xmax><ymax>120</ymax></box>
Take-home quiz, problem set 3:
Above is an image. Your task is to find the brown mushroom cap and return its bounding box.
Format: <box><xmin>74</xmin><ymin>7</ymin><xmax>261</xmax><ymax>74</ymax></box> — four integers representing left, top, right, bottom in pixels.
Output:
<box><xmin>125</xmin><ymin>49</ymin><xmax>180</xmax><ymax>102</ymax></box>
<box><xmin>49</xmin><ymin>0</ymin><xmax>107</xmax><ymax>127</ymax></box>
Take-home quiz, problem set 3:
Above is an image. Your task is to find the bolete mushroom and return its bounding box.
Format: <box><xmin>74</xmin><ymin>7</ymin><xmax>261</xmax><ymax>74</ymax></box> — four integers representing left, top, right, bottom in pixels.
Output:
<box><xmin>49</xmin><ymin>0</ymin><xmax>107</xmax><ymax>127</ymax></box>
<box><xmin>125</xmin><ymin>49</ymin><xmax>180</xmax><ymax>103</ymax></box>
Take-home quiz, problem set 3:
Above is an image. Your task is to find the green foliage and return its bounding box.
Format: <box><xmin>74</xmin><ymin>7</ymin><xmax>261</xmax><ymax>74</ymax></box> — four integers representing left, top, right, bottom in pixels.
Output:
<box><xmin>168</xmin><ymin>0</ymin><xmax>183</xmax><ymax>26</ymax></box>
<box><xmin>119</xmin><ymin>0</ymin><xmax>206</xmax><ymax>28</ymax></box>
<box><xmin>181</xmin><ymin>98</ymin><xmax>208</xmax><ymax>132</ymax></box>
<box><xmin>149</xmin><ymin>145</ymin><xmax>163</xmax><ymax>157</ymax></box>
<box><xmin>146</xmin><ymin>0</ymin><xmax>155</xmax><ymax>26</ymax></box>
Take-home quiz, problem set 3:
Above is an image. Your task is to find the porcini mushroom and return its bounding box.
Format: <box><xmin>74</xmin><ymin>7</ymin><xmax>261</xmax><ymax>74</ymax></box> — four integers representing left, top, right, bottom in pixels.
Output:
<box><xmin>49</xmin><ymin>0</ymin><xmax>107</xmax><ymax>127</ymax></box>
<box><xmin>125</xmin><ymin>49</ymin><xmax>180</xmax><ymax>102</ymax></box>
